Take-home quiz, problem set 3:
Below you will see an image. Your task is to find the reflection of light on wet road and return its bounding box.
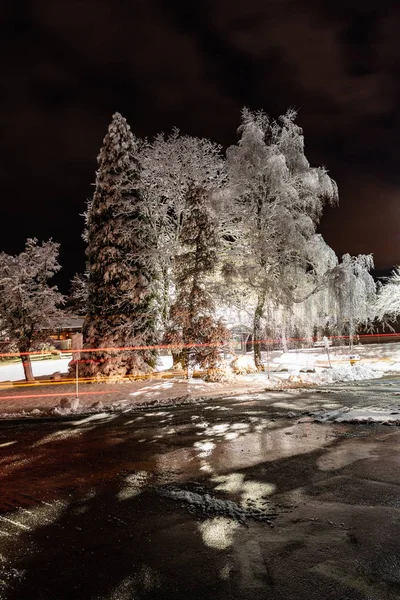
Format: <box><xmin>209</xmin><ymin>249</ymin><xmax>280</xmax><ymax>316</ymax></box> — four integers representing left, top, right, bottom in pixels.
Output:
<box><xmin>213</xmin><ymin>473</ymin><xmax>244</xmax><ymax>493</ymax></box>
<box><xmin>1</xmin><ymin>388</ymin><xmax>399</xmax><ymax>600</ymax></box>
<box><xmin>70</xmin><ymin>413</ymin><xmax>117</xmax><ymax>426</ymax></box>
<box><xmin>193</xmin><ymin>440</ymin><xmax>215</xmax><ymax>457</ymax></box>
<box><xmin>97</xmin><ymin>565</ymin><xmax>161</xmax><ymax>600</ymax></box>
<box><xmin>317</xmin><ymin>442</ymin><xmax>379</xmax><ymax>471</ymax></box>
<box><xmin>200</xmin><ymin>460</ymin><xmax>214</xmax><ymax>473</ymax></box>
<box><xmin>212</xmin><ymin>473</ymin><xmax>276</xmax><ymax>508</ymax></box>
<box><xmin>198</xmin><ymin>517</ymin><xmax>240</xmax><ymax>550</ymax></box>
<box><xmin>132</xmin><ymin>420</ymin><xmax>340</xmax><ymax>482</ymax></box>
<box><xmin>240</xmin><ymin>481</ymin><xmax>276</xmax><ymax>508</ymax></box>
<box><xmin>33</xmin><ymin>427</ymin><xmax>90</xmax><ymax>447</ymax></box>
<box><xmin>118</xmin><ymin>471</ymin><xmax>150</xmax><ymax>500</ymax></box>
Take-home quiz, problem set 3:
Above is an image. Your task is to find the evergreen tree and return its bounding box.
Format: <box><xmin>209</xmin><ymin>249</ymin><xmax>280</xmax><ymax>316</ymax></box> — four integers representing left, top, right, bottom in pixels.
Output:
<box><xmin>164</xmin><ymin>186</ymin><xmax>230</xmax><ymax>371</ymax></box>
<box><xmin>66</xmin><ymin>272</ymin><xmax>88</xmax><ymax>316</ymax></box>
<box><xmin>80</xmin><ymin>113</ymin><xmax>158</xmax><ymax>379</ymax></box>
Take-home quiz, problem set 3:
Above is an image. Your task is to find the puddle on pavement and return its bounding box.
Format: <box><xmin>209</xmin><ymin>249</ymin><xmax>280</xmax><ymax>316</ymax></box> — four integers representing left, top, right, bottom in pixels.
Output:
<box><xmin>317</xmin><ymin>442</ymin><xmax>380</xmax><ymax>471</ymax></box>
<box><xmin>153</xmin><ymin>422</ymin><xmax>346</xmax><ymax>478</ymax></box>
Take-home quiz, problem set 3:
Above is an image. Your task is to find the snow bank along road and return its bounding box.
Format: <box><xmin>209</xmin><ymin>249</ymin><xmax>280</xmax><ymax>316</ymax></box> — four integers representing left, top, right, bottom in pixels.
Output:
<box><xmin>2</xmin><ymin>386</ymin><xmax>400</xmax><ymax>599</ymax></box>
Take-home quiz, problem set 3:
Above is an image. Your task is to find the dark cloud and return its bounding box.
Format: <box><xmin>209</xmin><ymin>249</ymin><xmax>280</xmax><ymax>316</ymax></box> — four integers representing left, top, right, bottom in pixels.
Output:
<box><xmin>0</xmin><ymin>0</ymin><xmax>399</xmax><ymax>291</ymax></box>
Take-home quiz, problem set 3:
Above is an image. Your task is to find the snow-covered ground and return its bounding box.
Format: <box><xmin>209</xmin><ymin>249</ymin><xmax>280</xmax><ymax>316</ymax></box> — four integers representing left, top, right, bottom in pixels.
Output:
<box><xmin>260</xmin><ymin>341</ymin><xmax>400</xmax><ymax>383</ymax></box>
<box><xmin>270</xmin><ymin>343</ymin><xmax>400</xmax><ymax>370</ymax></box>
<box><xmin>0</xmin><ymin>355</ymin><xmax>174</xmax><ymax>382</ymax></box>
<box><xmin>0</xmin><ymin>358</ymin><xmax>72</xmax><ymax>382</ymax></box>
<box><xmin>1</xmin><ymin>343</ymin><xmax>399</xmax><ymax>386</ymax></box>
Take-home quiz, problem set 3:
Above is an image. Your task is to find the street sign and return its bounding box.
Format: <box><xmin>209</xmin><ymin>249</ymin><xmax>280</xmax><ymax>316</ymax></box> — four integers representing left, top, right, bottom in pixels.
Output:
<box><xmin>71</xmin><ymin>333</ymin><xmax>83</xmax><ymax>362</ymax></box>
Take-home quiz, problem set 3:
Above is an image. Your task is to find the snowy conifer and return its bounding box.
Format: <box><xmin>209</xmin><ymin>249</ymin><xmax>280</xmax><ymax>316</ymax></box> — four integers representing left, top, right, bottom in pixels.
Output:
<box><xmin>164</xmin><ymin>186</ymin><xmax>230</xmax><ymax>370</ymax></box>
<box><xmin>66</xmin><ymin>273</ymin><xmax>88</xmax><ymax>316</ymax></box>
<box><xmin>81</xmin><ymin>113</ymin><xmax>158</xmax><ymax>379</ymax></box>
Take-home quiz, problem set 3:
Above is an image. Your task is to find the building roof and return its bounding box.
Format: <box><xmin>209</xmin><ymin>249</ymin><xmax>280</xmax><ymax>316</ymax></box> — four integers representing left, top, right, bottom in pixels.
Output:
<box><xmin>42</xmin><ymin>314</ymin><xmax>84</xmax><ymax>330</ymax></box>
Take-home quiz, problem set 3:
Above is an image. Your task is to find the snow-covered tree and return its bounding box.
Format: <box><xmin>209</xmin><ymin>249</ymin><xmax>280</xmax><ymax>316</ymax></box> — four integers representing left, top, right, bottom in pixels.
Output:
<box><xmin>327</xmin><ymin>254</ymin><xmax>375</xmax><ymax>345</ymax></box>
<box><xmin>141</xmin><ymin>131</ymin><xmax>226</xmax><ymax>329</ymax></box>
<box><xmin>164</xmin><ymin>185</ymin><xmax>230</xmax><ymax>370</ymax></box>
<box><xmin>375</xmin><ymin>267</ymin><xmax>400</xmax><ymax>322</ymax></box>
<box><xmin>0</xmin><ymin>239</ymin><xmax>64</xmax><ymax>381</ymax></box>
<box><xmin>66</xmin><ymin>272</ymin><xmax>88</xmax><ymax>316</ymax></box>
<box><xmin>81</xmin><ymin>112</ymin><xmax>158</xmax><ymax>379</ymax></box>
<box><xmin>225</xmin><ymin>109</ymin><xmax>338</xmax><ymax>367</ymax></box>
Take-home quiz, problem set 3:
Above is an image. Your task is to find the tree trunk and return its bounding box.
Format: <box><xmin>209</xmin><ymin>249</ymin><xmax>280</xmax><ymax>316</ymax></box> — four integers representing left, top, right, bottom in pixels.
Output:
<box><xmin>172</xmin><ymin>350</ymin><xmax>187</xmax><ymax>369</ymax></box>
<box><xmin>18</xmin><ymin>338</ymin><xmax>35</xmax><ymax>382</ymax></box>
<box><xmin>253</xmin><ymin>290</ymin><xmax>266</xmax><ymax>370</ymax></box>
<box><xmin>281</xmin><ymin>326</ymin><xmax>288</xmax><ymax>353</ymax></box>
<box><xmin>161</xmin><ymin>264</ymin><xmax>170</xmax><ymax>329</ymax></box>
<box><xmin>20</xmin><ymin>353</ymin><xmax>34</xmax><ymax>382</ymax></box>
<box><xmin>349</xmin><ymin>319</ymin><xmax>354</xmax><ymax>351</ymax></box>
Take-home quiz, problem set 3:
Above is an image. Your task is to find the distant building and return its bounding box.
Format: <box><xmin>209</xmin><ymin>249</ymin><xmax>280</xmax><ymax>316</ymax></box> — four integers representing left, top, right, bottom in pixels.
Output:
<box><xmin>41</xmin><ymin>315</ymin><xmax>84</xmax><ymax>349</ymax></box>
<box><xmin>230</xmin><ymin>325</ymin><xmax>253</xmax><ymax>354</ymax></box>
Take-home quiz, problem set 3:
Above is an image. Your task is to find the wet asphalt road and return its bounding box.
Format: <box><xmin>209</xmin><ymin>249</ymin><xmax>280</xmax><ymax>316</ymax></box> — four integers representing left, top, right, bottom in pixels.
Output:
<box><xmin>1</xmin><ymin>389</ymin><xmax>400</xmax><ymax>599</ymax></box>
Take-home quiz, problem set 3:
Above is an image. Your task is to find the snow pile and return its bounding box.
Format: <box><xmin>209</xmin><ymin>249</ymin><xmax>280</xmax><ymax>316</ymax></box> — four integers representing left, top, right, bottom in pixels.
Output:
<box><xmin>158</xmin><ymin>487</ymin><xmax>277</xmax><ymax>524</ymax></box>
<box><xmin>203</xmin><ymin>365</ymin><xmax>236</xmax><ymax>383</ymax></box>
<box><xmin>52</xmin><ymin>397</ymin><xmax>81</xmax><ymax>415</ymax></box>
<box><xmin>318</xmin><ymin>364</ymin><xmax>382</xmax><ymax>383</ymax></box>
<box><xmin>315</xmin><ymin>406</ymin><xmax>400</xmax><ymax>424</ymax></box>
<box><xmin>275</xmin><ymin>364</ymin><xmax>382</xmax><ymax>386</ymax></box>
<box><xmin>231</xmin><ymin>355</ymin><xmax>257</xmax><ymax>374</ymax></box>
<box><xmin>335</xmin><ymin>408</ymin><xmax>400</xmax><ymax>423</ymax></box>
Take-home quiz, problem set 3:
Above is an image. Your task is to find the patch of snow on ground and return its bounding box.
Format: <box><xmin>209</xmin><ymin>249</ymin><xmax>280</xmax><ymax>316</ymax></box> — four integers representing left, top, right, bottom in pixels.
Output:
<box><xmin>155</xmin><ymin>355</ymin><xmax>173</xmax><ymax>371</ymax></box>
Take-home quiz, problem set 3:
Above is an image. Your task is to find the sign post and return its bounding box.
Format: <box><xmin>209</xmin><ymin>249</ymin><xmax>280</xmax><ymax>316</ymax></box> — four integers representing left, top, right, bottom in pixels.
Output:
<box><xmin>323</xmin><ymin>336</ymin><xmax>332</xmax><ymax>369</ymax></box>
<box><xmin>71</xmin><ymin>333</ymin><xmax>83</xmax><ymax>399</ymax></box>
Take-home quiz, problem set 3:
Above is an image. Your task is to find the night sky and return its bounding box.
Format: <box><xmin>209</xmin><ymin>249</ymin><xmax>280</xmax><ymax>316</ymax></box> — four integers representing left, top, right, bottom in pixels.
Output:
<box><xmin>1</xmin><ymin>0</ymin><xmax>399</xmax><ymax>293</ymax></box>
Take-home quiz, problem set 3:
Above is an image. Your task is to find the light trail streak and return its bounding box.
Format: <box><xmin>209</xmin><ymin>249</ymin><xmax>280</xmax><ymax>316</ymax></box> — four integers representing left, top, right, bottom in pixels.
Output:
<box><xmin>1</xmin><ymin>332</ymin><xmax>400</xmax><ymax>358</ymax></box>
<box><xmin>0</xmin><ymin>390</ymin><xmax>118</xmax><ymax>400</ymax></box>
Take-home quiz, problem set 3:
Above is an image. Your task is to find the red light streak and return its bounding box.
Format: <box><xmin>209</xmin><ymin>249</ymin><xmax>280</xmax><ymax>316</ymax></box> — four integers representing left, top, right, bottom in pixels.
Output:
<box><xmin>0</xmin><ymin>390</ymin><xmax>115</xmax><ymax>400</ymax></box>
<box><xmin>1</xmin><ymin>332</ymin><xmax>400</xmax><ymax>358</ymax></box>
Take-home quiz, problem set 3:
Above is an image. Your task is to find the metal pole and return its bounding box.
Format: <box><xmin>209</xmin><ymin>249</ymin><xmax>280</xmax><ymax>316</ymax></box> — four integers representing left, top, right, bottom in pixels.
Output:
<box><xmin>75</xmin><ymin>360</ymin><xmax>79</xmax><ymax>399</ymax></box>
<box><xmin>326</xmin><ymin>346</ymin><xmax>332</xmax><ymax>369</ymax></box>
<box><xmin>323</xmin><ymin>336</ymin><xmax>332</xmax><ymax>368</ymax></box>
